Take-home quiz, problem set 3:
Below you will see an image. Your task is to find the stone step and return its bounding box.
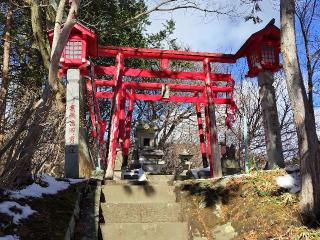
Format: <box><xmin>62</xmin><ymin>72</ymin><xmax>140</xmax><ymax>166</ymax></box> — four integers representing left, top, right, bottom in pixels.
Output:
<box><xmin>146</xmin><ymin>174</ymin><xmax>175</xmax><ymax>182</ymax></box>
<box><xmin>100</xmin><ymin>222</ymin><xmax>189</xmax><ymax>240</ymax></box>
<box><xmin>103</xmin><ymin>179</ymin><xmax>174</xmax><ymax>186</ymax></box>
<box><xmin>101</xmin><ymin>202</ymin><xmax>184</xmax><ymax>223</ymax></box>
<box><xmin>104</xmin><ymin>174</ymin><xmax>176</xmax><ymax>184</ymax></box>
<box><xmin>102</xmin><ymin>183</ymin><xmax>176</xmax><ymax>204</ymax></box>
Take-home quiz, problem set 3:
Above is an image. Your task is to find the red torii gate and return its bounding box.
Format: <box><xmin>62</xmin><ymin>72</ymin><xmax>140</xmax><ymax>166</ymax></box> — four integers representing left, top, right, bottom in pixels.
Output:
<box><xmin>49</xmin><ymin>20</ymin><xmax>280</xmax><ymax>179</ymax></box>
<box><xmin>91</xmin><ymin>46</ymin><xmax>237</xmax><ymax>179</ymax></box>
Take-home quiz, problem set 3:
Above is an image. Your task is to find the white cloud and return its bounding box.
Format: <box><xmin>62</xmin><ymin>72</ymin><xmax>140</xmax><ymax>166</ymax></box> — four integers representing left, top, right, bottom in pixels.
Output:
<box><xmin>146</xmin><ymin>0</ymin><xmax>279</xmax><ymax>52</ymax></box>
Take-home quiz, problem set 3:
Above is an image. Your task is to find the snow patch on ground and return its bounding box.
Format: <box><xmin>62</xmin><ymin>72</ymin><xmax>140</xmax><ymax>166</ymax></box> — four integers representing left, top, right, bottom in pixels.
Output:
<box><xmin>137</xmin><ymin>168</ymin><xmax>147</xmax><ymax>181</ymax></box>
<box><xmin>122</xmin><ymin>168</ymin><xmax>147</xmax><ymax>181</ymax></box>
<box><xmin>275</xmin><ymin>167</ymin><xmax>301</xmax><ymax>193</ymax></box>
<box><xmin>0</xmin><ymin>235</ymin><xmax>20</xmax><ymax>240</ymax></box>
<box><xmin>276</xmin><ymin>175</ymin><xmax>295</xmax><ymax>188</ymax></box>
<box><xmin>0</xmin><ymin>201</ymin><xmax>35</xmax><ymax>224</ymax></box>
<box><xmin>8</xmin><ymin>174</ymin><xmax>85</xmax><ymax>199</ymax></box>
<box><xmin>0</xmin><ymin>174</ymin><xmax>84</xmax><ymax>239</ymax></box>
<box><xmin>190</xmin><ymin>167</ymin><xmax>210</xmax><ymax>179</ymax></box>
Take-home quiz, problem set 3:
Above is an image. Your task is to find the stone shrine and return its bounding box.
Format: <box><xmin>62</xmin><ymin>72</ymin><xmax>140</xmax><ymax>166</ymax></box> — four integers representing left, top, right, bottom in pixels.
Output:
<box><xmin>133</xmin><ymin>121</ymin><xmax>165</xmax><ymax>174</ymax></box>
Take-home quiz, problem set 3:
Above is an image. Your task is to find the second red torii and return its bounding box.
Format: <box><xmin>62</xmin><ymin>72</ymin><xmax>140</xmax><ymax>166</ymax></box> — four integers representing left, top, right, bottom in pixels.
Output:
<box><xmin>86</xmin><ymin>45</ymin><xmax>237</xmax><ymax>179</ymax></box>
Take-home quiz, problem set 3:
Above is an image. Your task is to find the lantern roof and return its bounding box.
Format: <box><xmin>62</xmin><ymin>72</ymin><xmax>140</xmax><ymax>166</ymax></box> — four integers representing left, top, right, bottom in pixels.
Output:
<box><xmin>235</xmin><ymin>19</ymin><xmax>280</xmax><ymax>59</ymax></box>
<box><xmin>48</xmin><ymin>21</ymin><xmax>98</xmax><ymax>58</ymax></box>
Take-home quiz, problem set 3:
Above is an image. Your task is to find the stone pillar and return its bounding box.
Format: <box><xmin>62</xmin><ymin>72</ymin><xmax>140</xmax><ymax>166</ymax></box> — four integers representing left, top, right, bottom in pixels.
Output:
<box><xmin>257</xmin><ymin>70</ymin><xmax>285</xmax><ymax>168</ymax></box>
<box><xmin>65</xmin><ymin>69</ymin><xmax>94</xmax><ymax>178</ymax></box>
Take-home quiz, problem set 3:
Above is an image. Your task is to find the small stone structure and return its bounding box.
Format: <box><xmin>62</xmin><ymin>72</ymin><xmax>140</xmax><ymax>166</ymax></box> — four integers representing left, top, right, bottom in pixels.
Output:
<box><xmin>221</xmin><ymin>144</ymin><xmax>241</xmax><ymax>175</ymax></box>
<box><xmin>133</xmin><ymin>121</ymin><xmax>165</xmax><ymax>174</ymax></box>
<box><xmin>179</xmin><ymin>149</ymin><xmax>193</xmax><ymax>175</ymax></box>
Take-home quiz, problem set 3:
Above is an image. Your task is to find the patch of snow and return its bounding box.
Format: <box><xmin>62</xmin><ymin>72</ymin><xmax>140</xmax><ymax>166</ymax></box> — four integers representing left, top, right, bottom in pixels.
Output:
<box><xmin>123</xmin><ymin>169</ymin><xmax>138</xmax><ymax>176</ymax></box>
<box><xmin>68</xmin><ymin>178</ymin><xmax>86</xmax><ymax>184</ymax></box>
<box><xmin>190</xmin><ymin>167</ymin><xmax>210</xmax><ymax>179</ymax></box>
<box><xmin>122</xmin><ymin>168</ymin><xmax>147</xmax><ymax>181</ymax></box>
<box><xmin>0</xmin><ymin>201</ymin><xmax>35</xmax><ymax>224</ymax></box>
<box><xmin>137</xmin><ymin>168</ymin><xmax>147</xmax><ymax>182</ymax></box>
<box><xmin>276</xmin><ymin>175</ymin><xmax>295</xmax><ymax>188</ymax></box>
<box><xmin>0</xmin><ymin>235</ymin><xmax>20</xmax><ymax>240</ymax></box>
<box><xmin>276</xmin><ymin>169</ymin><xmax>301</xmax><ymax>193</ymax></box>
<box><xmin>8</xmin><ymin>174</ymin><xmax>85</xmax><ymax>199</ymax></box>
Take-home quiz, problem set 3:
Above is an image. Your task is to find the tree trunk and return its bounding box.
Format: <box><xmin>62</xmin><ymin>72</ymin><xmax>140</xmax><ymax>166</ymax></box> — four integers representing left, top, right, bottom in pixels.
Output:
<box><xmin>0</xmin><ymin>87</ymin><xmax>54</xmax><ymax>188</ymax></box>
<box><xmin>27</xmin><ymin>0</ymin><xmax>66</xmax><ymax>112</ymax></box>
<box><xmin>29</xmin><ymin>0</ymin><xmax>51</xmax><ymax>69</ymax></box>
<box><xmin>280</xmin><ymin>0</ymin><xmax>320</xmax><ymax>224</ymax></box>
<box><xmin>0</xmin><ymin>0</ymin><xmax>13</xmax><ymax>135</ymax></box>
<box><xmin>0</xmin><ymin>0</ymin><xmax>80</xmax><ymax>189</ymax></box>
<box><xmin>296</xmin><ymin>0</ymin><xmax>317</xmax><ymax>124</ymax></box>
<box><xmin>257</xmin><ymin>70</ymin><xmax>285</xmax><ymax>169</ymax></box>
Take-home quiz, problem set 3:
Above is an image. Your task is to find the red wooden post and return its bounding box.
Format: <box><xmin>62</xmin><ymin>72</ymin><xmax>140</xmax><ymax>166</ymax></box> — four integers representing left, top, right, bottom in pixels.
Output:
<box><xmin>105</xmin><ymin>52</ymin><xmax>124</xmax><ymax>179</ymax></box>
<box><xmin>86</xmin><ymin>80</ymin><xmax>97</xmax><ymax>138</ymax></box>
<box><xmin>203</xmin><ymin>58</ymin><xmax>222</xmax><ymax>178</ymax></box>
<box><xmin>160</xmin><ymin>58</ymin><xmax>169</xmax><ymax>69</ymax></box>
<box><xmin>195</xmin><ymin>93</ymin><xmax>208</xmax><ymax>168</ymax></box>
<box><xmin>204</xmin><ymin>103</ymin><xmax>213</xmax><ymax>176</ymax></box>
<box><xmin>89</xmin><ymin>63</ymin><xmax>106</xmax><ymax>168</ymax></box>
<box><xmin>98</xmin><ymin>120</ymin><xmax>107</xmax><ymax>167</ymax></box>
<box><xmin>118</xmin><ymin>91</ymin><xmax>126</xmax><ymax>147</ymax></box>
<box><xmin>122</xmin><ymin>89</ymin><xmax>134</xmax><ymax>168</ymax></box>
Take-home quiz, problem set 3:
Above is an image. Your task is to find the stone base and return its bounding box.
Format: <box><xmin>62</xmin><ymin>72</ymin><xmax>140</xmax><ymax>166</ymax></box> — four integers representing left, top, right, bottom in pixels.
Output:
<box><xmin>91</xmin><ymin>168</ymin><xmax>104</xmax><ymax>181</ymax></box>
<box><xmin>122</xmin><ymin>169</ymin><xmax>140</xmax><ymax>180</ymax></box>
<box><xmin>143</xmin><ymin>164</ymin><xmax>165</xmax><ymax>174</ymax></box>
<box><xmin>223</xmin><ymin>167</ymin><xmax>241</xmax><ymax>176</ymax></box>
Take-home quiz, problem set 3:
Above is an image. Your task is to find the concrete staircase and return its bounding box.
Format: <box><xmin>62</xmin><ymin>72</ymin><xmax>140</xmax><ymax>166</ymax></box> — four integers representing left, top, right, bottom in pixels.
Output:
<box><xmin>100</xmin><ymin>176</ymin><xmax>190</xmax><ymax>240</ymax></box>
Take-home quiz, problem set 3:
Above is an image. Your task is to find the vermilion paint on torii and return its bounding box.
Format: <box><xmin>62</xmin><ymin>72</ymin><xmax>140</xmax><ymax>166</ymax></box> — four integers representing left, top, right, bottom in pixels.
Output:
<box><xmin>94</xmin><ymin>46</ymin><xmax>237</xmax><ymax>179</ymax></box>
<box><xmin>48</xmin><ymin>19</ymin><xmax>281</xmax><ymax>179</ymax></box>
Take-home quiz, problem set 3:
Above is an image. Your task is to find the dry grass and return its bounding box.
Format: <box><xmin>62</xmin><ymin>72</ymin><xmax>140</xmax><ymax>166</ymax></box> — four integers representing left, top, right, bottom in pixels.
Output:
<box><xmin>178</xmin><ymin>170</ymin><xmax>320</xmax><ymax>240</ymax></box>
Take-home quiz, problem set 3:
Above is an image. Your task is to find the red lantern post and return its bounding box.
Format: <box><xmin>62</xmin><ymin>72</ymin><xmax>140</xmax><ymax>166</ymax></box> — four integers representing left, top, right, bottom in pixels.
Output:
<box><xmin>48</xmin><ymin>22</ymin><xmax>98</xmax><ymax>178</ymax></box>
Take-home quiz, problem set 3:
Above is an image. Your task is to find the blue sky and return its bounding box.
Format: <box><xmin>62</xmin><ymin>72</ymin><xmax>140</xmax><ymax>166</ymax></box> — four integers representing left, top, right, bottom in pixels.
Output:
<box><xmin>144</xmin><ymin>0</ymin><xmax>279</xmax><ymax>85</ymax></box>
<box><xmin>145</xmin><ymin>0</ymin><xmax>320</xmax><ymax>109</ymax></box>
<box><xmin>145</xmin><ymin>1</ymin><xmax>279</xmax><ymax>53</ymax></box>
